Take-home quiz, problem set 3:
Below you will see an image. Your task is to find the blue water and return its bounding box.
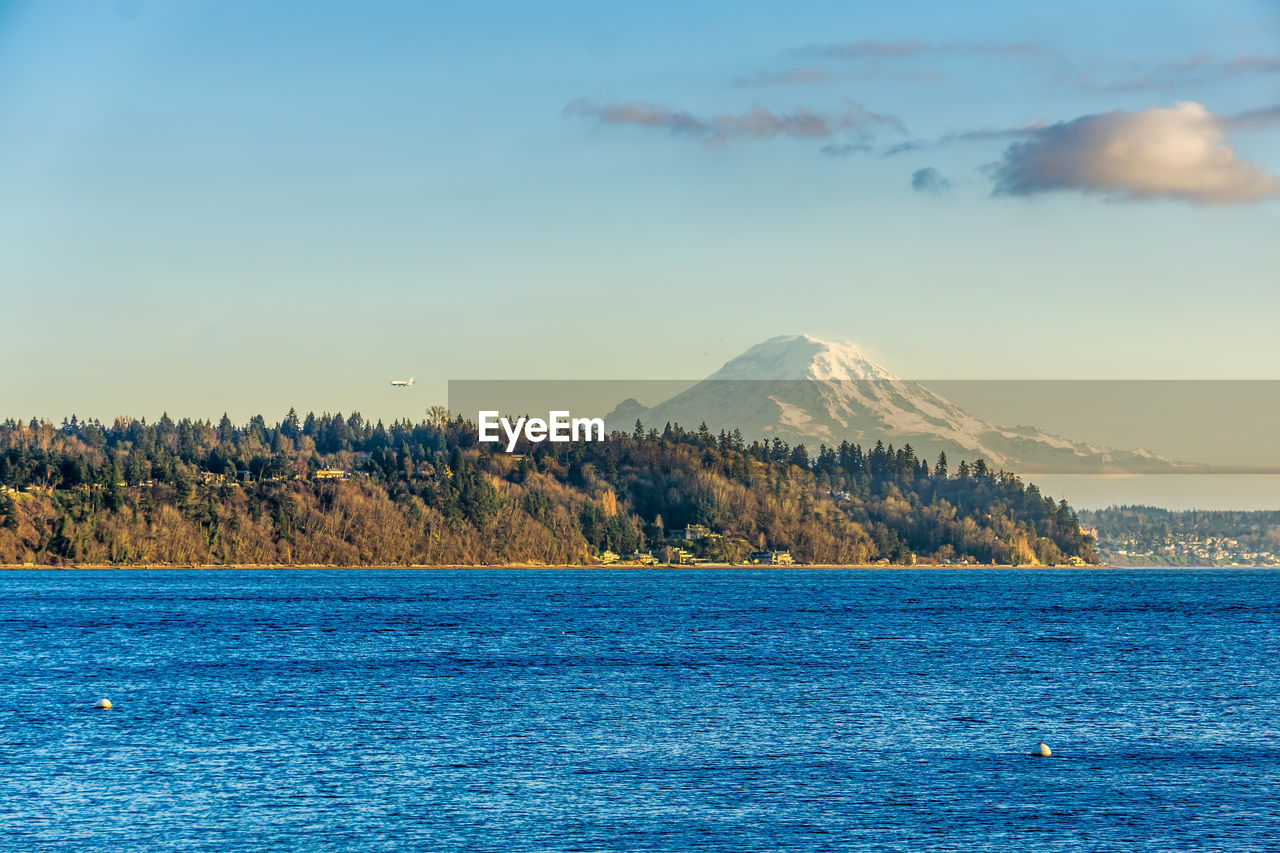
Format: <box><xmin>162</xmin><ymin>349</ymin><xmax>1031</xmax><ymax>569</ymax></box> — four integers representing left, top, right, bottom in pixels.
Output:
<box><xmin>2</xmin><ymin>569</ymin><xmax>1278</xmax><ymax>851</ymax></box>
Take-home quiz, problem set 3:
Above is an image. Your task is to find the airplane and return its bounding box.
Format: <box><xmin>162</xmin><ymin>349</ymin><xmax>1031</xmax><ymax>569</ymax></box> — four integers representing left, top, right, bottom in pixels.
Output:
<box><xmin>390</xmin><ymin>377</ymin><xmax>415</xmax><ymax>388</ymax></box>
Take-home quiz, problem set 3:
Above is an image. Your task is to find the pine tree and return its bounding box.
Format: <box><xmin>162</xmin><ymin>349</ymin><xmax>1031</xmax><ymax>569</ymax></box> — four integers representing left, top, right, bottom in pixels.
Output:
<box><xmin>282</xmin><ymin>407</ymin><xmax>301</xmax><ymax>439</ymax></box>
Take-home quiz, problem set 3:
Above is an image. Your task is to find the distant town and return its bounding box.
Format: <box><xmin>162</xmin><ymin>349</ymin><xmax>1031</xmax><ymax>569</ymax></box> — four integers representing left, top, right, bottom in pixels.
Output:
<box><xmin>1081</xmin><ymin>507</ymin><xmax>1280</xmax><ymax>567</ymax></box>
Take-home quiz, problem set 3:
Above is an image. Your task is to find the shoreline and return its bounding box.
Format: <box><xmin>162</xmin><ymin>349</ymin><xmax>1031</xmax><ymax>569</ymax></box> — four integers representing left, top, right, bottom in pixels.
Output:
<box><xmin>5</xmin><ymin>560</ymin><xmax>1274</xmax><ymax>571</ymax></box>
<box><xmin>0</xmin><ymin>561</ymin><xmax>1156</xmax><ymax>571</ymax></box>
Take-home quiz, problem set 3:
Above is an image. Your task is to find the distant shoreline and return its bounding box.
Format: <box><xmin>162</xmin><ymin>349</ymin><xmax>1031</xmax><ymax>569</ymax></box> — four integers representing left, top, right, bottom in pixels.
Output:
<box><xmin>1</xmin><ymin>562</ymin><xmax>1046</xmax><ymax>570</ymax></box>
<box><xmin>2</xmin><ymin>562</ymin><xmax>1251</xmax><ymax>571</ymax></box>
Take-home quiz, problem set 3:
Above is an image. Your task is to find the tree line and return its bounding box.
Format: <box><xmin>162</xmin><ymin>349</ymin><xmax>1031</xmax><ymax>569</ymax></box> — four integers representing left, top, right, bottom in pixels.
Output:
<box><xmin>0</xmin><ymin>410</ymin><xmax>1097</xmax><ymax>566</ymax></box>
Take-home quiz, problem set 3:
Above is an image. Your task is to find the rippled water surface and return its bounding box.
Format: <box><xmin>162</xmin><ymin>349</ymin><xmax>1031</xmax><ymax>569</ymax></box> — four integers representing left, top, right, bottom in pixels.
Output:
<box><xmin>2</xmin><ymin>568</ymin><xmax>1278</xmax><ymax>851</ymax></box>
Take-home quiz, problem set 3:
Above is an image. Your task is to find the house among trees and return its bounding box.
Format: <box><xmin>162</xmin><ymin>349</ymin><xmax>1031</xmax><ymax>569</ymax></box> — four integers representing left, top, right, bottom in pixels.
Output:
<box><xmin>669</xmin><ymin>524</ymin><xmax>712</xmax><ymax>541</ymax></box>
<box><xmin>199</xmin><ymin>471</ymin><xmax>238</xmax><ymax>488</ymax></box>
<box><xmin>750</xmin><ymin>550</ymin><xmax>794</xmax><ymax>565</ymax></box>
<box><xmin>665</xmin><ymin>546</ymin><xmax>698</xmax><ymax>564</ymax></box>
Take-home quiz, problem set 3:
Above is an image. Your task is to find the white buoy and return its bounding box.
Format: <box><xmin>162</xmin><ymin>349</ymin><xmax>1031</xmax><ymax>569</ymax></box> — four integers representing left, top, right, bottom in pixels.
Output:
<box><xmin>1033</xmin><ymin>741</ymin><xmax>1051</xmax><ymax>757</ymax></box>
<box><xmin>93</xmin><ymin>698</ymin><xmax>112</xmax><ymax>710</ymax></box>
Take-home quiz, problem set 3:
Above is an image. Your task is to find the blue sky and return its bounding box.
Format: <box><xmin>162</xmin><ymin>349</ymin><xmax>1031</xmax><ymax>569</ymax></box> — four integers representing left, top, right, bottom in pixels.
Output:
<box><xmin>3</xmin><ymin>0</ymin><xmax>1279</xmax><ymax>423</ymax></box>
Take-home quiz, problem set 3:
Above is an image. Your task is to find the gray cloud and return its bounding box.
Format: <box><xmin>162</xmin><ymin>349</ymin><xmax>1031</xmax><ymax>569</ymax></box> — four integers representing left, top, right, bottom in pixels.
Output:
<box><xmin>879</xmin><ymin>124</ymin><xmax>1044</xmax><ymax>157</ymax></box>
<box><xmin>811</xmin><ymin>38</ymin><xmax>928</xmax><ymax>59</ymax></box>
<box><xmin>721</xmin><ymin>39</ymin><xmax>1061</xmax><ymax>94</ymax></box>
<box><xmin>1069</xmin><ymin>53</ymin><xmax>1280</xmax><ymax>92</ymax></box>
<box><xmin>881</xmin><ymin>140</ymin><xmax>925</xmax><ymax>157</ymax></box>
<box><xmin>563</xmin><ymin>99</ymin><xmax>703</xmax><ymax>135</ymax></box>
<box><xmin>987</xmin><ymin>102</ymin><xmax>1280</xmax><ymax>205</ymax></box>
<box><xmin>911</xmin><ymin>167</ymin><xmax>951</xmax><ymax>193</ymax></box>
<box><xmin>821</xmin><ymin>123</ymin><xmax>1042</xmax><ymax>159</ymax></box>
<box><xmin>820</xmin><ymin>140</ymin><xmax>876</xmax><ymax>157</ymax></box>
<box><xmin>940</xmin><ymin>124</ymin><xmax>1043</xmax><ymax>144</ymax></box>
<box><xmin>1226</xmin><ymin>102</ymin><xmax>1280</xmax><ymax>131</ymax></box>
<box><xmin>785</xmin><ymin>38</ymin><xmax>1279</xmax><ymax>94</ymax></box>
<box><xmin>565</xmin><ymin>97</ymin><xmax>905</xmax><ymax>146</ymax></box>
<box><xmin>803</xmin><ymin>39</ymin><xmax>1052</xmax><ymax>62</ymax></box>
<box><xmin>733</xmin><ymin>66</ymin><xmax>830</xmax><ymax>87</ymax></box>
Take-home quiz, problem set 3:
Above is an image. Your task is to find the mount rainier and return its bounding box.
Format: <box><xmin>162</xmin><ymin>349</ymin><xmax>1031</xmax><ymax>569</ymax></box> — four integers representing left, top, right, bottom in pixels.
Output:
<box><xmin>606</xmin><ymin>334</ymin><xmax>1184</xmax><ymax>474</ymax></box>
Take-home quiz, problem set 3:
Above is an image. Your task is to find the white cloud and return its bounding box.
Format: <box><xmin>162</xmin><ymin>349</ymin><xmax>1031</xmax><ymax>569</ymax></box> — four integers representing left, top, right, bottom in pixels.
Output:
<box><xmin>988</xmin><ymin>102</ymin><xmax>1279</xmax><ymax>205</ymax></box>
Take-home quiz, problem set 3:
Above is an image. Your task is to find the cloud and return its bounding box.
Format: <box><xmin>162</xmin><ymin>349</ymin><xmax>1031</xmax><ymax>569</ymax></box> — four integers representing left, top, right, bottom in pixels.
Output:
<box><xmin>1227</xmin><ymin>102</ymin><xmax>1280</xmax><ymax>131</ymax></box>
<box><xmin>987</xmin><ymin>102</ymin><xmax>1280</xmax><ymax>205</ymax></box>
<box><xmin>940</xmin><ymin>124</ymin><xmax>1044</xmax><ymax>144</ymax></box>
<box><xmin>825</xmin><ymin>123</ymin><xmax>1044</xmax><ymax>159</ymax></box>
<box><xmin>563</xmin><ymin>100</ymin><xmax>704</xmax><ymax>135</ymax></box>
<box><xmin>880</xmin><ymin>140</ymin><xmax>924</xmax><ymax>157</ymax></box>
<box><xmin>725</xmin><ymin>39</ymin><xmax>1055</xmax><ymax>95</ymax></box>
<box><xmin>911</xmin><ymin>167</ymin><xmax>951</xmax><ymax>193</ymax></box>
<box><xmin>1069</xmin><ymin>53</ymin><xmax>1280</xmax><ymax>92</ymax></box>
<box><xmin>733</xmin><ymin>67</ymin><xmax>830</xmax><ymax>87</ymax></box>
<box><xmin>821</xmin><ymin>140</ymin><xmax>876</xmax><ymax>157</ymax></box>
<box><xmin>792</xmin><ymin>39</ymin><xmax>1278</xmax><ymax>94</ymax></box>
<box><xmin>811</xmin><ymin>38</ymin><xmax>928</xmax><ymax>59</ymax></box>
<box><xmin>804</xmin><ymin>39</ymin><xmax>1051</xmax><ymax>61</ymax></box>
<box><xmin>565</xmin><ymin>98</ymin><xmax>905</xmax><ymax>146</ymax></box>
<box><xmin>879</xmin><ymin>124</ymin><xmax>1045</xmax><ymax>157</ymax></box>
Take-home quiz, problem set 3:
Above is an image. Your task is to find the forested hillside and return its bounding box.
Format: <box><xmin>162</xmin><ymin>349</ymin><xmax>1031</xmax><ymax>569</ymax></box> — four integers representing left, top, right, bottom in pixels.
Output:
<box><xmin>0</xmin><ymin>410</ymin><xmax>1097</xmax><ymax>566</ymax></box>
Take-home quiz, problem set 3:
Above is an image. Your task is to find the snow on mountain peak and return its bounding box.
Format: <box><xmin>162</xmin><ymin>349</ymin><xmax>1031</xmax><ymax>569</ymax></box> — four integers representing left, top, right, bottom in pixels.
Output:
<box><xmin>605</xmin><ymin>333</ymin><xmax>1187</xmax><ymax>473</ymax></box>
<box><xmin>708</xmin><ymin>334</ymin><xmax>895</xmax><ymax>381</ymax></box>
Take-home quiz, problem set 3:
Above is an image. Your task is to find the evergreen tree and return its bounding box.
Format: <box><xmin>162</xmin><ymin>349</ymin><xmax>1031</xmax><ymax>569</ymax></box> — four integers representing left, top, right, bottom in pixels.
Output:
<box><xmin>282</xmin><ymin>408</ymin><xmax>301</xmax><ymax>439</ymax></box>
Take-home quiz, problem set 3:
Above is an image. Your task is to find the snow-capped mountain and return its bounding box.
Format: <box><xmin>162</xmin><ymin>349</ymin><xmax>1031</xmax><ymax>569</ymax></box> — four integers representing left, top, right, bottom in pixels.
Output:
<box><xmin>703</xmin><ymin>335</ymin><xmax>896</xmax><ymax>382</ymax></box>
<box><xmin>606</xmin><ymin>334</ymin><xmax>1185</xmax><ymax>473</ymax></box>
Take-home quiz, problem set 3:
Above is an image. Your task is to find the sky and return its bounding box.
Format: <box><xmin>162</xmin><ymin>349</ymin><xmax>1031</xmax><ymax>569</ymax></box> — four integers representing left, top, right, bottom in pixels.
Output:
<box><xmin>3</xmin><ymin>0</ymin><xmax>1280</xmax><ymax>426</ymax></box>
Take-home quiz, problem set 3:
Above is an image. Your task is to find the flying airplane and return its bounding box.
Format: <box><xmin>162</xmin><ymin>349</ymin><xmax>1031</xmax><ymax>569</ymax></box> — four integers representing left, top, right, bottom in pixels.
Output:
<box><xmin>390</xmin><ymin>377</ymin><xmax>415</xmax><ymax>387</ymax></box>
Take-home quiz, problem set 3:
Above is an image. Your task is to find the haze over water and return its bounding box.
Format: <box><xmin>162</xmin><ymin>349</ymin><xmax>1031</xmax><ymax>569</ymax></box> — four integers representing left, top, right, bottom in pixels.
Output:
<box><xmin>3</xmin><ymin>569</ymin><xmax>1278</xmax><ymax>851</ymax></box>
